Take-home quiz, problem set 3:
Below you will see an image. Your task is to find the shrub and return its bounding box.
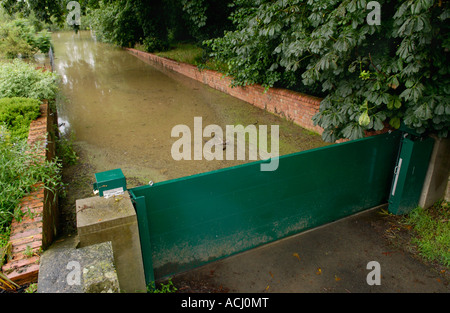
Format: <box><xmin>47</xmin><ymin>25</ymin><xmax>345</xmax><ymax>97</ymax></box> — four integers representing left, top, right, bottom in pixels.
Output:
<box><xmin>0</xmin><ymin>20</ymin><xmax>37</xmax><ymax>58</ymax></box>
<box><xmin>0</xmin><ymin>59</ymin><xmax>59</xmax><ymax>100</ymax></box>
<box><xmin>0</xmin><ymin>18</ymin><xmax>52</xmax><ymax>58</ymax></box>
<box><xmin>34</xmin><ymin>29</ymin><xmax>52</xmax><ymax>54</ymax></box>
<box><xmin>143</xmin><ymin>36</ymin><xmax>169</xmax><ymax>53</ymax></box>
<box><xmin>0</xmin><ymin>97</ymin><xmax>41</xmax><ymax>140</ymax></box>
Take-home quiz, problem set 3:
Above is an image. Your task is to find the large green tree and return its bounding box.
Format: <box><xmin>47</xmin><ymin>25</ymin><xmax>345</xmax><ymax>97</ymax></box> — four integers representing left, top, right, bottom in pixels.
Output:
<box><xmin>209</xmin><ymin>0</ymin><xmax>450</xmax><ymax>142</ymax></box>
<box><xmin>86</xmin><ymin>0</ymin><xmax>234</xmax><ymax>50</ymax></box>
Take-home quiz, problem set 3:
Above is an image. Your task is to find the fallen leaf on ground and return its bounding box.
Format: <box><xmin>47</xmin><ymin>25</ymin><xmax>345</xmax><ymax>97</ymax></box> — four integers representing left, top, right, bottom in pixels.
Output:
<box><xmin>316</xmin><ymin>268</ymin><xmax>322</xmax><ymax>275</ymax></box>
<box><xmin>293</xmin><ymin>253</ymin><xmax>301</xmax><ymax>261</ymax></box>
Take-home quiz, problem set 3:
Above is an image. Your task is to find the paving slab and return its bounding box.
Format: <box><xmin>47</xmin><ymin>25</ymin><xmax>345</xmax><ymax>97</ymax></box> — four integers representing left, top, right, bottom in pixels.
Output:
<box><xmin>37</xmin><ymin>236</ymin><xmax>119</xmax><ymax>293</ymax></box>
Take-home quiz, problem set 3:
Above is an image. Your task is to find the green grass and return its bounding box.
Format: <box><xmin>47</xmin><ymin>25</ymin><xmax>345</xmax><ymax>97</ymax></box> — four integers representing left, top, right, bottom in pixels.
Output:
<box><xmin>134</xmin><ymin>42</ymin><xmax>229</xmax><ymax>73</ymax></box>
<box><xmin>147</xmin><ymin>278</ymin><xmax>177</xmax><ymax>293</ymax></box>
<box><xmin>404</xmin><ymin>200</ymin><xmax>450</xmax><ymax>267</ymax></box>
<box><xmin>154</xmin><ymin>43</ymin><xmax>204</xmax><ymax>65</ymax></box>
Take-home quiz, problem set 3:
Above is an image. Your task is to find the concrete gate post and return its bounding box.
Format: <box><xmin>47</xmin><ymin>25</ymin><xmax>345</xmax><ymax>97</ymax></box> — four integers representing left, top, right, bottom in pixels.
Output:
<box><xmin>76</xmin><ymin>194</ymin><xmax>147</xmax><ymax>293</ymax></box>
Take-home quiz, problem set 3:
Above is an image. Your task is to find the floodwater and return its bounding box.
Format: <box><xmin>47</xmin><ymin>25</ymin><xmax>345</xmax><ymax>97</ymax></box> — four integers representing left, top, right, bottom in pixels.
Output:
<box><xmin>53</xmin><ymin>31</ymin><xmax>326</xmax><ymax>186</ymax></box>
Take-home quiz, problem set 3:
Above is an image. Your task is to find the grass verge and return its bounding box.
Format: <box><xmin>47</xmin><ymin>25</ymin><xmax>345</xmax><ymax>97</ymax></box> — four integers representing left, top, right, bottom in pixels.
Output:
<box><xmin>154</xmin><ymin>43</ymin><xmax>203</xmax><ymax>65</ymax></box>
<box><xmin>384</xmin><ymin>199</ymin><xmax>450</xmax><ymax>274</ymax></box>
<box><xmin>134</xmin><ymin>42</ymin><xmax>228</xmax><ymax>73</ymax></box>
<box><xmin>404</xmin><ymin>200</ymin><xmax>449</xmax><ymax>268</ymax></box>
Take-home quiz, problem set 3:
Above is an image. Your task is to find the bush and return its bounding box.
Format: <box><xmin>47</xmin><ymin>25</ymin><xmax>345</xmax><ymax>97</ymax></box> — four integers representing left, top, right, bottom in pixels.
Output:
<box><xmin>143</xmin><ymin>36</ymin><xmax>169</xmax><ymax>53</ymax></box>
<box><xmin>0</xmin><ymin>59</ymin><xmax>59</xmax><ymax>100</ymax></box>
<box><xmin>34</xmin><ymin>29</ymin><xmax>52</xmax><ymax>54</ymax></box>
<box><xmin>0</xmin><ymin>18</ymin><xmax>52</xmax><ymax>58</ymax></box>
<box><xmin>0</xmin><ymin>20</ymin><xmax>37</xmax><ymax>58</ymax></box>
<box><xmin>0</xmin><ymin>97</ymin><xmax>41</xmax><ymax>140</ymax></box>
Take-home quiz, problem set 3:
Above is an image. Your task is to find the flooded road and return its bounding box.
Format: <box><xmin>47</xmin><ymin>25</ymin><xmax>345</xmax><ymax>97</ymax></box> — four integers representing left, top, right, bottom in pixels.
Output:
<box><xmin>54</xmin><ymin>31</ymin><xmax>326</xmax><ymax>186</ymax></box>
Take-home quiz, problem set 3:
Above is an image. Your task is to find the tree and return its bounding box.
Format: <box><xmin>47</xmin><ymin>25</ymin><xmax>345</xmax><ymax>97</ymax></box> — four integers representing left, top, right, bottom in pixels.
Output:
<box><xmin>180</xmin><ymin>0</ymin><xmax>234</xmax><ymax>42</ymax></box>
<box><xmin>86</xmin><ymin>0</ymin><xmax>234</xmax><ymax>50</ymax></box>
<box><xmin>86</xmin><ymin>0</ymin><xmax>172</xmax><ymax>51</ymax></box>
<box><xmin>209</xmin><ymin>0</ymin><xmax>450</xmax><ymax>142</ymax></box>
<box><xmin>1</xmin><ymin>0</ymin><xmax>65</xmax><ymax>24</ymax></box>
<box><xmin>0</xmin><ymin>0</ymin><xmax>101</xmax><ymax>25</ymax></box>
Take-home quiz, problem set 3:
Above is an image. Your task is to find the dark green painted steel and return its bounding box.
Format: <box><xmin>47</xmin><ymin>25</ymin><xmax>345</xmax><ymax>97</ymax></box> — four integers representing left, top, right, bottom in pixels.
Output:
<box><xmin>131</xmin><ymin>193</ymin><xmax>155</xmax><ymax>285</ymax></box>
<box><xmin>130</xmin><ymin>131</ymin><xmax>402</xmax><ymax>282</ymax></box>
<box><xmin>93</xmin><ymin>168</ymin><xmax>127</xmax><ymax>197</ymax></box>
<box><xmin>388</xmin><ymin>134</ymin><xmax>434</xmax><ymax>215</ymax></box>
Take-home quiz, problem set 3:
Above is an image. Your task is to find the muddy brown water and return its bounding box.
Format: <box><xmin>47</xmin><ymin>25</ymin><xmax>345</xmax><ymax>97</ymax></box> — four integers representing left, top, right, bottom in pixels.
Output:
<box><xmin>53</xmin><ymin>31</ymin><xmax>327</xmax><ymax>187</ymax></box>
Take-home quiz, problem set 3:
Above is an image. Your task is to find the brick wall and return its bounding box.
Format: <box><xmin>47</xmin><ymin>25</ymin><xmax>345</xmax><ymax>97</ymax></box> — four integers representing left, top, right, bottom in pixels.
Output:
<box><xmin>126</xmin><ymin>48</ymin><xmax>394</xmax><ymax>141</ymax></box>
<box><xmin>126</xmin><ymin>48</ymin><xmax>324</xmax><ymax>135</ymax></box>
<box><xmin>2</xmin><ymin>101</ymin><xmax>58</xmax><ymax>286</ymax></box>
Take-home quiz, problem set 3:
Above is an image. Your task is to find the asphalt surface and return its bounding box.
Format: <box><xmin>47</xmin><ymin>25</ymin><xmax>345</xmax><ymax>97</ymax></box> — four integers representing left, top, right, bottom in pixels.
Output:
<box><xmin>171</xmin><ymin>206</ymin><xmax>449</xmax><ymax>293</ymax></box>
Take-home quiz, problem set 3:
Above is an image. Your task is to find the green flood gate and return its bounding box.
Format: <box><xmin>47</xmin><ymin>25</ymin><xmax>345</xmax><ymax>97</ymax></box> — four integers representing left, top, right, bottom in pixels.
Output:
<box><xmin>129</xmin><ymin>131</ymin><xmax>433</xmax><ymax>284</ymax></box>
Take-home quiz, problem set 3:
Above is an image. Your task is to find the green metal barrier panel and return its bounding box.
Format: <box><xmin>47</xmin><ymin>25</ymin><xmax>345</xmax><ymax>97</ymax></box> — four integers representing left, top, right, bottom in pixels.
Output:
<box><xmin>388</xmin><ymin>134</ymin><xmax>435</xmax><ymax>215</ymax></box>
<box><xmin>130</xmin><ymin>131</ymin><xmax>401</xmax><ymax>283</ymax></box>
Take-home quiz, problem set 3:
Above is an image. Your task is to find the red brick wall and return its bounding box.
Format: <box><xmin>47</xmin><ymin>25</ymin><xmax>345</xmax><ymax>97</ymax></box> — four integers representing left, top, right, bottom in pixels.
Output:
<box><xmin>2</xmin><ymin>101</ymin><xmax>58</xmax><ymax>286</ymax></box>
<box><xmin>126</xmin><ymin>48</ymin><xmax>324</xmax><ymax>135</ymax></box>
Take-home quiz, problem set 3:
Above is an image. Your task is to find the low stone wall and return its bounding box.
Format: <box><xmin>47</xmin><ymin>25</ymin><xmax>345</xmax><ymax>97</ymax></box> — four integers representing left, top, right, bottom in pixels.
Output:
<box><xmin>1</xmin><ymin>101</ymin><xmax>58</xmax><ymax>286</ymax></box>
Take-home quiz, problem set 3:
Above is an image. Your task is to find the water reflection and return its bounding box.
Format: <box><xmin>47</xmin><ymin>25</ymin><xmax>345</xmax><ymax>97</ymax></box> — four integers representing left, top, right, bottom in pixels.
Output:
<box><xmin>57</xmin><ymin>117</ymin><xmax>71</xmax><ymax>136</ymax></box>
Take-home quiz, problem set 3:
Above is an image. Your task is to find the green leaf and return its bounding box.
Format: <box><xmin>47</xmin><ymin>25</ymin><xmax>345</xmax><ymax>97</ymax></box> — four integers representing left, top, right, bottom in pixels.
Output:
<box><xmin>389</xmin><ymin>76</ymin><xmax>399</xmax><ymax>89</ymax></box>
<box><xmin>405</xmin><ymin>80</ymin><xmax>414</xmax><ymax>88</ymax></box>
<box><xmin>342</xmin><ymin>123</ymin><xmax>365</xmax><ymax>140</ymax></box>
<box><xmin>389</xmin><ymin>96</ymin><xmax>402</xmax><ymax>110</ymax></box>
<box><xmin>373</xmin><ymin>116</ymin><xmax>385</xmax><ymax>131</ymax></box>
<box><xmin>434</xmin><ymin>103</ymin><xmax>445</xmax><ymax>115</ymax></box>
<box><xmin>358</xmin><ymin>111</ymin><xmax>371</xmax><ymax>127</ymax></box>
<box><xmin>389</xmin><ymin>117</ymin><xmax>401</xmax><ymax>129</ymax></box>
